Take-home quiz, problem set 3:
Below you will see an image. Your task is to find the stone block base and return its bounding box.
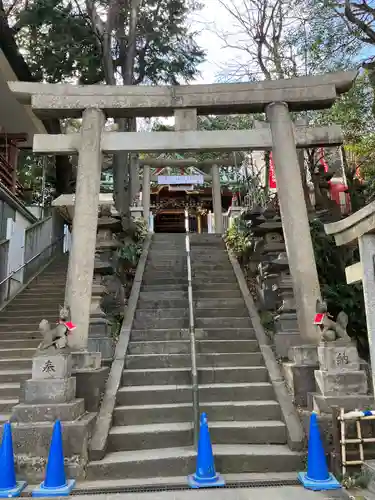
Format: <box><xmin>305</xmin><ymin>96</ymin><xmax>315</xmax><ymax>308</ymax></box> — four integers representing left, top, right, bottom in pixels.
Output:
<box><xmin>274</xmin><ymin>312</ymin><xmax>298</xmax><ymax>332</ymax></box>
<box><xmin>75</xmin><ymin>366</ymin><xmax>109</xmax><ymax>412</ymax></box>
<box><xmin>308</xmin><ymin>393</ymin><xmax>375</xmax><ymax>413</ymax></box>
<box><xmin>289</xmin><ymin>344</ymin><xmax>318</xmax><ymax>365</ymax></box>
<box><xmin>11</xmin><ymin>399</ymin><xmax>85</xmax><ymax>423</ymax></box>
<box><xmin>89</xmin><ymin>317</ymin><xmax>111</xmax><ymax>337</ymax></box>
<box><xmin>71</xmin><ymin>351</ymin><xmax>101</xmax><ymax>370</ymax></box>
<box><xmin>315</xmin><ymin>370</ymin><xmax>368</xmax><ymax>395</ymax></box>
<box><xmin>274</xmin><ymin>331</ymin><xmax>303</xmax><ymax>359</ymax></box>
<box><xmin>0</xmin><ymin>413</ymin><xmax>96</xmax><ymax>482</ymax></box>
<box><xmin>318</xmin><ymin>342</ymin><xmax>360</xmax><ymax>372</ymax></box>
<box><xmin>282</xmin><ymin>362</ymin><xmax>317</xmax><ymax>407</ymax></box>
<box><xmin>21</xmin><ymin>377</ymin><xmax>76</xmax><ymax>404</ymax></box>
<box><xmin>88</xmin><ymin>336</ymin><xmax>115</xmax><ymax>361</ymax></box>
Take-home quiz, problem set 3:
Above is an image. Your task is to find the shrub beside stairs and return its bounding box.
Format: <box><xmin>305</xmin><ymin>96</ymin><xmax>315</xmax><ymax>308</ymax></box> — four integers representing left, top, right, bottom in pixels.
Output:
<box><xmin>86</xmin><ymin>233</ymin><xmax>303</xmax><ymax>483</ymax></box>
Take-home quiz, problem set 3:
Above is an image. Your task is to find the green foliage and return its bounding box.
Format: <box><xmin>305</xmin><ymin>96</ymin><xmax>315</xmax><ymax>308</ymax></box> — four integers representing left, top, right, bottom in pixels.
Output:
<box><xmin>290</xmin><ymin>0</ymin><xmax>362</xmax><ymax>74</ymax></box>
<box><xmin>14</xmin><ymin>0</ymin><xmax>205</xmax><ymax>84</ymax></box>
<box><xmin>225</xmin><ymin>218</ymin><xmax>253</xmax><ymax>264</ymax></box>
<box><xmin>17</xmin><ymin>152</ymin><xmax>55</xmax><ymax>205</ymax></box>
<box><xmin>117</xmin><ymin>217</ymin><xmax>148</xmax><ymax>274</ymax></box>
<box><xmin>315</xmin><ymin>75</ymin><xmax>375</xmax><ymax>143</ymax></box>
<box><xmin>118</xmin><ymin>241</ymin><xmax>142</xmax><ymax>269</ymax></box>
<box><xmin>310</xmin><ymin>219</ymin><xmax>368</xmax><ymax>359</ymax></box>
<box><xmin>133</xmin><ymin>217</ymin><xmax>148</xmax><ymax>243</ymax></box>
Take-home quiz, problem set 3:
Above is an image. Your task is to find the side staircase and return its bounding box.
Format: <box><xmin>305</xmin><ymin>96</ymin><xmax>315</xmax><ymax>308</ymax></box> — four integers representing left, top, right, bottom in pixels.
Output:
<box><xmin>0</xmin><ymin>256</ymin><xmax>67</xmax><ymax>422</ymax></box>
<box><xmin>87</xmin><ymin>233</ymin><xmax>302</xmax><ymax>482</ymax></box>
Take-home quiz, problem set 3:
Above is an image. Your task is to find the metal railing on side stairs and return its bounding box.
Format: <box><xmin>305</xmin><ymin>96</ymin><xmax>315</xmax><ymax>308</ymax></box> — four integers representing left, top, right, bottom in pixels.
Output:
<box><xmin>0</xmin><ymin>236</ymin><xmax>64</xmax><ymax>308</ymax></box>
<box><xmin>184</xmin><ymin>209</ymin><xmax>200</xmax><ymax>449</ymax></box>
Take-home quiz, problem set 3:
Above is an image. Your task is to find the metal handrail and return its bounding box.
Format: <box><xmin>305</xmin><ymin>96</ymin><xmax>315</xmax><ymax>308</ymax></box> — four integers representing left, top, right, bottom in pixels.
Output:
<box><xmin>0</xmin><ymin>236</ymin><xmax>64</xmax><ymax>287</ymax></box>
<box><xmin>185</xmin><ymin>210</ymin><xmax>200</xmax><ymax>449</ymax></box>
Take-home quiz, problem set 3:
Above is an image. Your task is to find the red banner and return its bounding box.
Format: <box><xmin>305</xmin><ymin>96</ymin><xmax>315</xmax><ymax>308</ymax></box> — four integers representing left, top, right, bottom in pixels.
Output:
<box><xmin>269</xmin><ymin>152</ymin><xmax>277</xmax><ymax>189</ymax></box>
<box><xmin>319</xmin><ymin>147</ymin><xmax>329</xmax><ymax>173</ymax></box>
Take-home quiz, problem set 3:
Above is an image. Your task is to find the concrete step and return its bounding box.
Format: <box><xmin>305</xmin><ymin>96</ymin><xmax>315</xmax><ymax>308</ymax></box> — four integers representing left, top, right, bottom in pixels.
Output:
<box><xmin>0</xmin><ymin>348</ymin><xmax>35</xmax><ymax>359</ymax></box>
<box><xmin>0</xmin><ymin>369</ymin><xmax>30</xmax><ymax>383</ymax></box>
<box><xmin>143</xmin><ymin>272</ymin><xmax>187</xmax><ymax>280</ymax></box>
<box><xmin>31</xmin><ymin>278</ymin><xmax>67</xmax><ymax>284</ymax></box>
<box><xmin>108</xmin><ymin>420</ymin><xmax>287</xmax><ymax>452</ymax></box>
<box><xmin>130</xmin><ymin>328</ymin><xmax>256</xmax><ymax>341</ymax></box>
<box><xmin>0</xmin><ymin>358</ymin><xmax>32</xmax><ymax>369</ymax></box>
<box><xmin>0</xmin><ymin>413</ymin><xmax>11</xmax><ymax>423</ymax></box>
<box><xmin>191</xmin><ymin>263</ymin><xmax>232</xmax><ymax>269</ymax></box>
<box><xmin>117</xmin><ymin>382</ymin><xmax>274</xmax><ymax>406</ymax></box>
<box><xmin>128</xmin><ymin>340</ymin><xmax>259</xmax><ymax>355</ymax></box>
<box><xmin>134</xmin><ymin>316</ymin><xmax>252</xmax><ymax>330</ymax></box>
<box><xmin>133</xmin><ymin>318</ymin><xmax>189</xmax><ymax>330</ymax></box>
<box><xmin>2</xmin><ymin>293</ymin><xmax>64</xmax><ymax>307</ymax></box>
<box><xmin>0</xmin><ymin>315</ymin><xmax>57</xmax><ymax>323</ymax></box>
<box><xmin>108</xmin><ymin>422</ymin><xmax>192</xmax><ymax>451</ymax></box>
<box><xmin>148</xmin><ymin>252</ymin><xmax>186</xmax><ymax>257</ymax></box>
<box><xmin>0</xmin><ymin>339</ymin><xmax>39</xmax><ymax>349</ymax></box>
<box><xmin>195</xmin><ymin>308</ymin><xmax>248</xmax><ymax>318</ymax></box>
<box><xmin>125</xmin><ymin>352</ymin><xmax>263</xmax><ymax>369</ymax></box>
<box><xmin>10</xmin><ymin>293</ymin><xmax>65</xmax><ymax>302</ymax></box>
<box><xmin>193</xmin><ymin>279</ymin><xmax>238</xmax><ymax>286</ymax></box>
<box><xmin>87</xmin><ymin>444</ymin><xmax>303</xmax><ymax>479</ymax></box>
<box><xmin>0</xmin><ymin>322</ymin><xmax>55</xmax><ymax>332</ymax></box>
<box><xmin>196</xmin><ymin>317</ymin><xmax>252</xmax><ymax>328</ymax></box>
<box><xmin>193</xmin><ymin>283</ymin><xmax>239</xmax><ymax>291</ymax></box>
<box><xmin>137</xmin><ymin>299</ymin><xmax>188</xmax><ymax>309</ymax></box>
<box><xmin>1</xmin><ymin>306</ymin><xmax>60</xmax><ymax>315</ymax></box>
<box><xmin>0</xmin><ymin>331</ymin><xmax>39</xmax><ymax>338</ymax></box>
<box><xmin>0</xmin><ymin>383</ymin><xmax>20</xmax><ymax>398</ymax></box>
<box><xmin>194</xmin><ymin>289</ymin><xmax>242</xmax><ymax>298</ymax></box>
<box><xmin>21</xmin><ymin>285</ymin><xmax>66</xmax><ymax>292</ymax></box>
<box><xmin>135</xmin><ymin>309</ymin><xmax>188</xmax><ymax>320</ymax></box>
<box><xmin>139</xmin><ymin>291</ymin><xmax>187</xmax><ymax>300</ymax></box>
<box><xmin>141</xmin><ymin>284</ymin><xmax>186</xmax><ymax>292</ymax></box>
<box><xmin>194</xmin><ymin>298</ymin><xmax>245</xmax><ymax>308</ymax></box>
<box><xmin>142</xmin><ymin>278</ymin><xmax>187</xmax><ymax>286</ymax></box>
<box><xmin>122</xmin><ymin>366</ymin><xmax>268</xmax><ymax>386</ymax></box>
<box><xmin>0</xmin><ymin>398</ymin><xmax>18</xmax><ymax>411</ymax></box>
<box><xmin>113</xmin><ymin>400</ymin><xmax>281</xmax><ymax>426</ymax></box>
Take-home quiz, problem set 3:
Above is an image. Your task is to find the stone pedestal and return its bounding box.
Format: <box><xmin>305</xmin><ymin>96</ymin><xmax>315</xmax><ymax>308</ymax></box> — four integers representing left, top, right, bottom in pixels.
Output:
<box><xmin>88</xmin><ymin>209</ymin><xmax>119</xmax><ymax>362</ymax></box>
<box><xmin>130</xmin><ymin>206</ymin><xmax>143</xmax><ymax>219</ymax></box>
<box><xmin>310</xmin><ymin>341</ymin><xmax>371</xmax><ymax>413</ymax></box>
<box><xmin>282</xmin><ymin>345</ymin><xmax>318</xmax><ymax>407</ymax></box>
<box><xmin>272</xmin><ymin>254</ymin><xmax>303</xmax><ymax>358</ymax></box>
<box><xmin>251</xmin><ymin>216</ymin><xmax>285</xmax><ymax>311</ymax></box>
<box><xmin>88</xmin><ymin>282</ymin><xmax>114</xmax><ymax>362</ymax></box>
<box><xmin>9</xmin><ymin>351</ymin><xmax>95</xmax><ymax>482</ymax></box>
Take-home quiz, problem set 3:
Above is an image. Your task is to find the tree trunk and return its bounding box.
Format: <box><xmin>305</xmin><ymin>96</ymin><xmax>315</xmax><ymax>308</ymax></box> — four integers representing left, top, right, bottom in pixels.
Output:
<box><xmin>112</xmin><ymin>0</ymin><xmax>142</xmax><ymax>230</ymax></box>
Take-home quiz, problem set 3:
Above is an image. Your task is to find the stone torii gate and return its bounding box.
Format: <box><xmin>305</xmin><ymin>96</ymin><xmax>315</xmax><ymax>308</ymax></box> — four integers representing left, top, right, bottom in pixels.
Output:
<box><xmin>8</xmin><ymin>71</ymin><xmax>356</xmax><ymax>354</ymax></box>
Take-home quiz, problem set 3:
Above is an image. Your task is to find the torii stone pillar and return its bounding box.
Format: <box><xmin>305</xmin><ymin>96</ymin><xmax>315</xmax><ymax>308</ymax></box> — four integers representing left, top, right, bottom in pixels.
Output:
<box><xmin>66</xmin><ymin>108</ymin><xmax>105</xmax><ymax>350</ymax></box>
<box><xmin>142</xmin><ymin>165</ymin><xmax>151</xmax><ymax>229</ymax></box>
<box><xmin>266</xmin><ymin>101</ymin><xmax>321</xmax><ymax>344</ymax></box>
<box><xmin>212</xmin><ymin>164</ymin><xmax>223</xmax><ymax>234</ymax></box>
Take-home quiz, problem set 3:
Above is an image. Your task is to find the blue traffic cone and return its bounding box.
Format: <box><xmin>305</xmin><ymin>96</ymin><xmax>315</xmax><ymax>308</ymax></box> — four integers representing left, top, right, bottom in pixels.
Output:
<box><xmin>32</xmin><ymin>421</ymin><xmax>75</xmax><ymax>497</ymax></box>
<box><xmin>0</xmin><ymin>422</ymin><xmax>26</xmax><ymax>497</ymax></box>
<box><xmin>187</xmin><ymin>413</ymin><xmax>225</xmax><ymax>488</ymax></box>
<box><xmin>298</xmin><ymin>412</ymin><xmax>341</xmax><ymax>491</ymax></box>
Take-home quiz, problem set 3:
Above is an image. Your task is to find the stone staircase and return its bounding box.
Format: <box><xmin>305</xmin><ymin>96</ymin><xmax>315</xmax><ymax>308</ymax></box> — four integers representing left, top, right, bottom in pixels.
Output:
<box><xmin>87</xmin><ymin>233</ymin><xmax>302</xmax><ymax>482</ymax></box>
<box><xmin>0</xmin><ymin>256</ymin><xmax>67</xmax><ymax>422</ymax></box>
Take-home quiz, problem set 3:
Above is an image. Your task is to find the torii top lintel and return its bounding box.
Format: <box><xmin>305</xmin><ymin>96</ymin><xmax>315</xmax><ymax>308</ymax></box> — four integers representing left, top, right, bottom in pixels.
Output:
<box><xmin>8</xmin><ymin>71</ymin><xmax>357</xmax><ymax>119</ymax></box>
<box><xmin>325</xmin><ymin>200</ymin><xmax>375</xmax><ymax>246</ymax></box>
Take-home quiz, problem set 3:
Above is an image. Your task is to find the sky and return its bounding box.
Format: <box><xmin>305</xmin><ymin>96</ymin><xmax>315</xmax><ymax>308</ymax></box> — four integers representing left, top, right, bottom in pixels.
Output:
<box><xmin>190</xmin><ymin>1</ymin><xmax>233</xmax><ymax>84</ymax></box>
